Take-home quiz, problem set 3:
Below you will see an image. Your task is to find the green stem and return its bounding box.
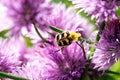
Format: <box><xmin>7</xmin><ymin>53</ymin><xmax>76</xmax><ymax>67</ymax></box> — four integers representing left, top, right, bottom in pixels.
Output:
<box><xmin>33</xmin><ymin>25</ymin><xmax>51</xmax><ymax>44</ymax></box>
<box><xmin>80</xmin><ymin>59</ymin><xmax>92</xmax><ymax>80</ymax></box>
<box><xmin>0</xmin><ymin>71</ymin><xmax>28</xmax><ymax>80</ymax></box>
<box><xmin>105</xmin><ymin>70</ymin><xmax>120</xmax><ymax>75</ymax></box>
<box><xmin>78</xmin><ymin>37</ymin><xmax>93</xmax><ymax>44</ymax></box>
<box><xmin>89</xmin><ymin>68</ymin><xmax>120</xmax><ymax>75</ymax></box>
<box><xmin>76</xmin><ymin>42</ymin><xmax>87</xmax><ymax>60</ymax></box>
<box><xmin>34</xmin><ymin>26</ymin><xmax>46</xmax><ymax>42</ymax></box>
<box><xmin>49</xmin><ymin>26</ymin><xmax>63</xmax><ymax>33</ymax></box>
<box><xmin>96</xmin><ymin>33</ymin><xmax>100</xmax><ymax>42</ymax></box>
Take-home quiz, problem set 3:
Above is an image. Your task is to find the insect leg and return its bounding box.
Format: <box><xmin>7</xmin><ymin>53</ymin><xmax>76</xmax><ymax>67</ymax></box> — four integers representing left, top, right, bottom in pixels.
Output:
<box><xmin>55</xmin><ymin>47</ymin><xmax>64</xmax><ymax>52</ymax></box>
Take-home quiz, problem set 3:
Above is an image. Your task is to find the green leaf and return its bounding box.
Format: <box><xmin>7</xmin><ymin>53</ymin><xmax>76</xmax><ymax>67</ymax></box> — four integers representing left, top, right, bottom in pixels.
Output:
<box><xmin>100</xmin><ymin>21</ymin><xmax>106</xmax><ymax>30</ymax></box>
<box><xmin>88</xmin><ymin>46</ymin><xmax>95</xmax><ymax>59</ymax></box>
<box><xmin>23</xmin><ymin>36</ymin><xmax>33</xmax><ymax>47</ymax></box>
<box><xmin>78</xmin><ymin>37</ymin><xmax>85</xmax><ymax>41</ymax></box>
<box><xmin>0</xmin><ymin>29</ymin><xmax>9</xmax><ymax>38</ymax></box>
<box><xmin>109</xmin><ymin>59</ymin><xmax>120</xmax><ymax>80</ymax></box>
<box><xmin>61</xmin><ymin>0</ymin><xmax>73</xmax><ymax>8</ymax></box>
<box><xmin>50</xmin><ymin>26</ymin><xmax>63</xmax><ymax>33</ymax></box>
<box><xmin>98</xmin><ymin>74</ymin><xmax>115</xmax><ymax>80</ymax></box>
<box><xmin>52</xmin><ymin>0</ymin><xmax>60</xmax><ymax>3</ymax></box>
<box><xmin>95</xmin><ymin>21</ymin><xmax>106</xmax><ymax>42</ymax></box>
<box><xmin>89</xmin><ymin>68</ymin><xmax>120</xmax><ymax>80</ymax></box>
<box><xmin>0</xmin><ymin>71</ymin><xmax>28</xmax><ymax>80</ymax></box>
<box><xmin>86</xmin><ymin>39</ymin><xmax>93</xmax><ymax>44</ymax></box>
<box><xmin>80</xmin><ymin>75</ymin><xmax>91</xmax><ymax>80</ymax></box>
<box><xmin>116</xmin><ymin>7</ymin><xmax>120</xmax><ymax>18</ymax></box>
<box><xmin>51</xmin><ymin>0</ymin><xmax>73</xmax><ymax>8</ymax></box>
<box><xmin>96</xmin><ymin>34</ymin><xmax>100</xmax><ymax>42</ymax></box>
<box><xmin>110</xmin><ymin>59</ymin><xmax>120</xmax><ymax>71</ymax></box>
<box><xmin>89</xmin><ymin>46</ymin><xmax>95</xmax><ymax>52</ymax></box>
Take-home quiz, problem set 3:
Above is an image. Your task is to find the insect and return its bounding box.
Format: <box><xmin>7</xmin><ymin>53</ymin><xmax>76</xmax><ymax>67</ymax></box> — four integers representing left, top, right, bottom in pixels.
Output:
<box><xmin>55</xmin><ymin>31</ymin><xmax>81</xmax><ymax>47</ymax></box>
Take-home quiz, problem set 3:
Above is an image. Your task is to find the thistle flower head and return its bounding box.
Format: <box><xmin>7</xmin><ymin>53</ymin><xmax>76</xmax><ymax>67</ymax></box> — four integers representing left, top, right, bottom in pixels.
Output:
<box><xmin>10</xmin><ymin>61</ymin><xmax>43</xmax><ymax>80</ymax></box>
<box><xmin>92</xmin><ymin>19</ymin><xmax>120</xmax><ymax>70</ymax></box>
<box><xmin>71</xmin><ymin>0</ymin><xmax>120</xmax><ymax>26</ymax></box>
<box><xmin>10</xmin><ymin>41</ymin><xmax>105</xmax><ymax>79</ymax></box>
<box><xmin>46</xmin><ymin>4</ymin><xmax>94</xmax><ymax>38</ymax></box>
<box><xmin>2</xmin><ymin>0</ymin><xmax>52</xmax><ymax>36</ymax></box>
<box><xmin>0</xmin><ymin>39</ymin><xmax>25</xmax><ymax>72</ymax></box>
<box><xmin>35</xmin><ymin>43</ymin><xmax>88</xmax><ymax>79</ymax></box>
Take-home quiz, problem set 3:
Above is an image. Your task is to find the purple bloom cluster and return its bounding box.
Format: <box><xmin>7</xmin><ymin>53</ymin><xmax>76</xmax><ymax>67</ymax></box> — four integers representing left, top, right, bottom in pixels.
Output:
<box><xmin>0</xmin><ymin>0</ymin><xmax>120</xmax><ymax>79</ymax></box>
<box><xmin>45</xmin><ymin>4</ymin><xmax>94</xmax><ymax>38</ymax></box>
<box><xmin>0</xmin><ymin>39</ymin><xmax>25</xmax><ymax>72</ymax></box>
<box><xmin>9</xmin><ymin>42</ymin><xmax>89</xmax><ymax>80</ymax></box>
<box><xmin>40</xmin><ymin>44</ymin><xmax>86</xmax><ymax>79</ymax></box>
<box><xmin>92</xmin><ymin>19</ymin><xmax>120</xmax><ymax>70</ymax></box>
<box><xmin>10</xmin><ymin>62</ymin><xmax>43</xmax><ymax>80</ymax></box>
<box><xmin>71</xmin><ymin>0</ymin><xmax>120</xmax><ymax>26</ymax></box>
<box><xmin>2</xmin><ymin>0</ymin><xmax>52</xmax><ymax>36</ymax></box>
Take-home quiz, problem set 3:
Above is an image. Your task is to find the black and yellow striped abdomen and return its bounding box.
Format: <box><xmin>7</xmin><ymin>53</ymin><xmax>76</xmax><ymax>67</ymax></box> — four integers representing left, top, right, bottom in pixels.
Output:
<box><xmin>57</xmin><ymin>38</ymin><xmax>73</xmax><ymax>46</ymax></box>
<box><xmin>55</xmin><ymin>31</ymin><xmax>81</xmax><ymax>47</ymax></box>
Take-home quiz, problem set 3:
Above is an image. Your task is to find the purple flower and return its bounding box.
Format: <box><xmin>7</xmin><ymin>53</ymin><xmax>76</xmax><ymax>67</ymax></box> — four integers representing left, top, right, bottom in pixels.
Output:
<box><xmin>26</xmin><ymin>42</ymin><xmax>90</xmax><ymax>80</ymax></box>
<box><xmin>71</xmin><ymin>0</ymin><xmax>120</xmax><ymax>26</ymax></box>
<box><xmin>92</xmin><ymin>19</ymin><xmax>120</xmax><ymax>70</ymax></box>
<box><xmin>10</xmin><ymin>62</ymin><xmax>43</xmax><ymax>80</ymax></box>
<box><xmin>9</xmin><ymin>40</ymin><xmax>106</xmax><ymax>79</ymax></box>
<box><xmin>2</xmin><ymin>0</ymin><xmax>52</xmax><ymax>36</ymax></box>
<box><xmin>45</xmin><ymin>4</ymin><xmax>94</xmax><ymax>38</ymax></box>
<box><xmin>0</xmin><ymin>53</ymin><xmax>18</xmax><ymax>72</ymax></box>
<box><xmin>9</xmin><ymin>42</ymin><xmax>88</xmax><ymax>79</ymax></box>
<box><xmin>40</xmin><ymin>44</ymin><xmax>86</xmax><ymax>79</ymax></box>
<box><xmin>0</xmin><ymin>39</ymin><xmax>25</xmax><ymax>72</ymax></box>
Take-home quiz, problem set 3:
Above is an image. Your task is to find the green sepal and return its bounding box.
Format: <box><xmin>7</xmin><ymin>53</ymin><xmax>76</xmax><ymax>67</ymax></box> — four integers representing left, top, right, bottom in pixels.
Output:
<box><xmin>0</xmin><ymin>29</ymin><xmax>9</xmax><ymax>39</ymax></box>
<box><xmin>100</xmin><ymin>21</ymin><xmax>105</xmax><ymax>30</ymax></box>
<box><xmin>116</xmin><ymin>7</ymin><xmax>120</xmax><ymax>18</ymax></box>
<box><xmin>96</xmin><ymin>34</ymin><xmax>100</xmax><ymax>42</ymax></box>
<box><xmin>96</xmin><ymin>21</ymin><xmax>106</xmax><ymax>42</ymax></box>
<box><xmin>23</xmin><ymin>36</ymin><xmax>33</xmax><ymax>47</ymax></box>
<box><xmin>88</xmin><ymin>46</ymin><xmax>95</xmax><ymax>59</ymax></box>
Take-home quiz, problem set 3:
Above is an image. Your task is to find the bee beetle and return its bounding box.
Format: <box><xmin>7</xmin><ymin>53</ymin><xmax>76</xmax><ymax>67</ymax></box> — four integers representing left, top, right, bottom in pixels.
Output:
<box><xmin>55</xmin><ymin>31</ymin><xmax>81</xmax><ymax>47</ymax></box>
